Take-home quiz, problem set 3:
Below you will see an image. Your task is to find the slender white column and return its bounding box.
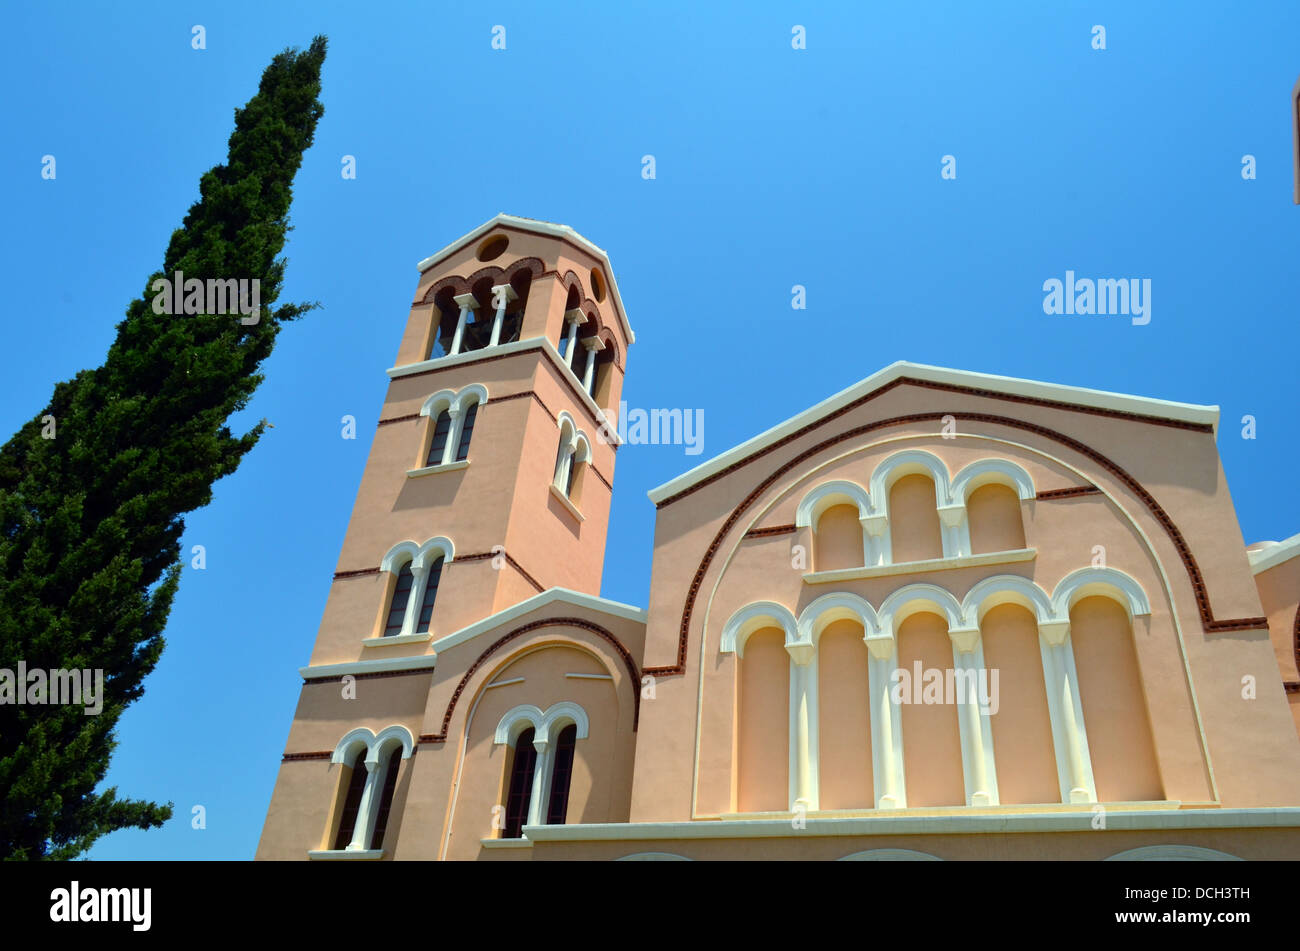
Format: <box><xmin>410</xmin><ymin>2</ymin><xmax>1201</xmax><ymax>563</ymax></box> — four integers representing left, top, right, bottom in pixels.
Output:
<box><xmin>1039</xmin><ymin>620</ymin><xmax>1094</xmax><ymax>804</ymax></box>
<box><xmin>562</xmin><ymin>309</ymin><xmax>584</xmax><ymax>359</ymax></box>
<box><xmin>450</xmin><ymin>293</ymin><xmax>476</xmax><ymax>355</ymax></box>
<box><xmin>938</xmin><ymin>504</ymin><xmax>969</xmax><ymax>557</ymax></box>
<box><xmin>440</xmin><ymin>406</ymin><xmax>462</xmax><ymax>466</ymax></box>
<box><xmin>950</xmin><ymin>627</ymin><xmax>994</xmax><ymax>806</ymax></box>
<box><xmin>862</xmin><ymin>513</ymin><xmax>889</xmax><ymax>566</ymax></box>
<box><xmin>865</xmin><ymin>632</ymin><xmax>904</xmax><ymax>809</ymax></box>
<box><xmin>580</xmin><ymin>336</ymin><xmax>605</xmax><ymax>394</ymax></box>
<box><xmin>785</xmin><ymin>643</ymin><xmax>816</xmax><ymax>810</ymax></box>
<box><xmin>348</xmin><ymin>757</ymin><xmax>382</xmax><ymax>850</ymax></box>
<box><xmin>526</xmin><ymin>738</ymin><xmax>551</xmax><ymax>827</ymax></box>
<box><xmin>399</xmin><ymin>563</ymin><xmax>430</xmax><ymax>636</ymax></box>
<box><xmin>489</xmin><ymin>284</ymin><xmax>518</xmax><ymax>348</ymax></box>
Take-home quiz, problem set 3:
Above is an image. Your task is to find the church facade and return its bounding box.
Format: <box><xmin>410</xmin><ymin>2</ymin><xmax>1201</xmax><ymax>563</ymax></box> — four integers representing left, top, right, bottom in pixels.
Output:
<box><xmin>256</xmin><ymin>214</ymin><xmax>1300</xmax><ymax>861</ymax></box>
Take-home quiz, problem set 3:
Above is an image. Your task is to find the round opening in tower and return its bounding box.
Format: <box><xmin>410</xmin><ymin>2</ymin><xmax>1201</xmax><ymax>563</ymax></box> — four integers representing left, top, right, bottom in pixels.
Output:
<box><xmin>590</xmin><ymin>266</ymin><xmax>607</xmax><ymax>302</ymax></box>
<box><xmin>476</xmin><ymin>234</ymin><xmax>509</xmax><ymax>261</ymax></box>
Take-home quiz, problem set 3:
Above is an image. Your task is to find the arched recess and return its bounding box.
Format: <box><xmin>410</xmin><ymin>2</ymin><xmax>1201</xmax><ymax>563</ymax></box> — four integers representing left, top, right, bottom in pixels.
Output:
<box><xmin>720</xmin><ymin>601</ymin><xmax>799</xmax><ymax>657</ymax></box>
<box><xmin>1105</xmin><ymin>845</ymin><xmax>1242</xmax><ymax>861</ymax></box>
<box><xmin>839</xmin><ymin>848</ymin><xmax>942</xmax><ymax>861</ymax></box>
<box><xmin>1051</xmin><ymin>566</ymin><xmax>1152</xmax><ymax>621</ymax></box>
<box><xmin>869</xmin><ymin>450</ymin><xmax>955</xmax><ymax>564</ymax></box>
<box><xmin>736</xmin><ymin>626</ymin><xmax>790</xmax><ymax>813</ymax></box>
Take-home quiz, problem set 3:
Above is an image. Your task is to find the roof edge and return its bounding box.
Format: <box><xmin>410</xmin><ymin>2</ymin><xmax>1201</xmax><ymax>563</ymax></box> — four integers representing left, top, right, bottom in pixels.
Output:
<box><xmin>1248</xmin><ymin>531</ymin><xmax>1300</xmax><ymax>574</ymax></box>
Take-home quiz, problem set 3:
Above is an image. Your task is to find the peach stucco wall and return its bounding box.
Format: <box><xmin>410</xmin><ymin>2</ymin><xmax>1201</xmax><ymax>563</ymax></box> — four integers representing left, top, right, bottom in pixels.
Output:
<box><xmin>817</xmin><ymin>621</ymin><xmax>872</xmax><ymax>809</ymax></box>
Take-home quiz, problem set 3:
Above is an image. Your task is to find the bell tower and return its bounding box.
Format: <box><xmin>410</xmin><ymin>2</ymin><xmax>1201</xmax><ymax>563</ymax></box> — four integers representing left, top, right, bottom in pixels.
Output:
<box><xmin>306</xmin><ymin>214</ymin><xmax>634</xmax><ymax>668</ymax></box>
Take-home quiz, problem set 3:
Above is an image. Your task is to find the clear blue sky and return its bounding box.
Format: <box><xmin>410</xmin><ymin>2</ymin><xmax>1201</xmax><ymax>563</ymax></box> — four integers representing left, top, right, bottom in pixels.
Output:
<box><xmin>1</xmin><ymin>2</ymin><xmax>1296</xmax><ymax>859</ymax></box>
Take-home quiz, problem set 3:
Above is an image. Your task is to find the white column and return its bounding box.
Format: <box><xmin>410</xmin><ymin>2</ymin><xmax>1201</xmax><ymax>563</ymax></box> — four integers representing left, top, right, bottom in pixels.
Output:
<box><xmin>580</xmin><ymin>336</ymin><xmax>605</xmax><ymax>394</ymax></box>
<box><xmin>399</xmin><ymin>563</ymin><xmax>430</xmax><ymax>636</ymax></box>
<box><xmin>562</xmin><ymin>308</ymin><xmax>584</xmax><ymax>359</ymax></box>
<box><xmin>785</xmin><ymin>642</ymin><xmax>816</xmax><ymax>811</ymax></box>
<box><xmin>489</xmin><ymin>284</ymin><xmax>518</xmax><ymax>348</ymax></box>
<box><xmin>861</xmin><ymin>513</ymin><xmax>889</xmax><ymax>566</ymax></box>
<box><xmin>1039</xmin><ymin>620</ymin><xmax>1095</xmax><ymax>804</ymax></box>
<box><xmin>526</xmin><ymin>737</ymin><xmax>551</xmax><ymax>828</ymax></box>
<box><xmin>865</xmin><ymin>632</ymin><xmax>904</xmax><ymax>809</ymax></box>
<box><xmin>440</xmin><ymin>406</ymin><xmax>462</xmax><ymax>466</ymax></box>
<box><xmin>938</xmin><ymin>504</ymin><xmax>969</xmax><ymax>557</ymax></box>
<box><xmin>950</xmin><ymin>627</ymin><xmax>996</xmax><ymax>806</ymax></box>
<box><xmin>348</xmin><ymin>757</ymin><xmax>382</xmax><ymax>851</ymax></box>
<box><xmin>450</xmin><ymin>293</ymin><xmax>476</xmax><ymax>355</ymax></box>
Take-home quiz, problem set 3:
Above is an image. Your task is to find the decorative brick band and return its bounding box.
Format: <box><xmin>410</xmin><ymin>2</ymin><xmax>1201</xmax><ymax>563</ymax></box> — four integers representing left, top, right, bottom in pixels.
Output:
<box><xmin>282</xmin><ymin>751</ymin><xmax>332</xmax><ymax>762</ymax></box>
<box><xmin>418</xmin><ymin>616</ymin><xmax>641</xmax><ymax>743</ymax></box>
<box><xmin>744</xmin><ymin>524</ymin><xmax>798</xmax><ymax>538</ymax></box>
<box><xmin>303</xmin><ymin>668</ymin><xmax>434</xmax><ymax>685</ymax></box>
<box><xmin>455</xmin><ymin>549</ymin><xmax>545</xmax><ymax>593</ymax></box>
<box><xmin>333</xmin><ymin>567</ymin><xmax>382</xmax><ymax>580</ymax></box>
<box><xmin>643</xmin><ymin>408</ymin><xmax>1261</xmax><ymax>678</ymax></box>
<box><xmin>376</xmin><ymin>412</ymin><xmax>421</xmax><ymax>427</ymax></box>
<box><xmin>1035</xmin><ymin>486</ymin><xmax>1102</xmax><ymax>500</ymax></box>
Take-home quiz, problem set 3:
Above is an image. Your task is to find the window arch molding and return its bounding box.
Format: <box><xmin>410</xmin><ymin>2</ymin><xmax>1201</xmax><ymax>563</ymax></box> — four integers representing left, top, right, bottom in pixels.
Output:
<box><xmin>960</xmin><ymin>574</ymin><xmax>1054</xmax><ymax>628</ymax></box>
<box><xmin>867</xmin><ymin>449</ymin><xmax>956</xmax><ymax>514</ymax></box>
<box><xmin>419</xmin><ymin>384</ymin><xmax>488</xmax><ymax>467</ymax></box>
<box><xmin>796</xmin><ymin>592</ymin><xmax>882</xmax><ymax>644</ymax></box>
<box><xmin>1051</xmin><ymin>566</ymin><xmax>1151</xmax><ymax>621</ymax></box>
<box><xmin>877</xmin><ymin>582</ymin><xmax>967</xmax><ymax>636</ymax></box>
<box><xmin>950</xmin><ymin>458</ymin><xmax>1035</xmax><ymax>504</ymax></box>
<box><xmin>494</xmin><ymin>701</ymin><xmax>590</xmax><ymax>747</ymax></box>
<box><xmin>323</xmin><ymin>725</ymin><xmax>414</xmax><ymax>855</ymax></box>
<box><xmin>795</xmin><ymin>480</ymin><xmax>873</xmax><ymax>530</ymax></box>
<box><xmin>380</xmin><ymin>536</ymin><xmax>455</xmax><ymax>575</ymax></box>
<box><xmin>552</xmin><ymin>412</ymin><xmax>592</xmax><ymax>501</ymax></box>
<box><xmin>377</xmin><ymin>537</ymin><xmax>455</xmax><ymax>639</ymax></box>
<box><xmin>330</xmin><ymin>725</ymin><xmax>415</xmax><ymax>768</ymax></box>
<box><xmin>719</xmin><ymin>601</ymin><xmax>799</xmax><ymax>657</ymax></box>
<box><xmin>494</xmin><ymin>701</ymin><xmax>591</xmax><ymax>836</ymax></box>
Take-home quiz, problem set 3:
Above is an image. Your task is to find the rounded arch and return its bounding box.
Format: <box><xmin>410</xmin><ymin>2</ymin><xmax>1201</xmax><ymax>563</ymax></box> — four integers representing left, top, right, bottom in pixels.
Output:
<box><xmin>494</xmin><ymin>704</ymin><xmax>546</xmax><ymax>747</ymax></box>
<box><xmin>1052</xmin><ymin>566</ymin><xmax>1151</xmax><ymax>620</ymax></box>
<box><xmin>414</xmin><ymin>536</ymin><xmax>455</xmax><ymax>572</ymax></box>
<box><xmin>369</xmin><ymin>725</ymin><xmax>415</xmax><ymax>765</ymax></box>
<box><xmin>538</xmin><ymin>700</ymin><xmax>590</xmax><ymax>744</ymax></box>
<box><xmin>1105</xmin><ymin>845</ymin><xmax>1241</xmax><ymax>861</ymax></box>
<box><xmin>720</xmin><ymin>601</ymin><xmax>799</xmax><ymax>657</ymax></box>
<box><xmin>420</xmin><ymin>383</ymin><xmax>489</xmax><ymax>419</ymax></box>
<box><xmin>797</xmin><ymin>592</ymin><xmax>882</xmax><ymax>642</ymax></box>
<box><xmin>331</xmin><ymin>727</ymin><xmax>375</xmax><ymax>766</ymax></box>
<box><xmin>573</xmin><ymin>433</ymin><xmax>592</xmax><ymax>464</ymax></box>
<box><xmin>616</xmin><ymin>851</ymin><xmax>691</xmax><ymax>861</ymax></box>
<box><xmin>961</xmin><ymin>575</ymin><xmax>1054</xmax><ymax>627</ymax></box>
<box><xmin>950</xmin><ymin>458</ymin><xmax>1035</xmax><ymax>503</ymax></box>
<box><xmin>419</xmin><ymin>388</ymin><xmax>458</xmax><ymax>419</ymax></box>
<box><xmin>868</xmin><ymin>449</ymin><xmax>954</xmax><ymax>513</ymax></box>
<box><xmin>380</xmin><ymin>541</ymin><xmax>420</xmax><ymax>574</ymax></box>
<box><xmin>879</xmin><ymin>582</ymin><xmax>964</xmax><ymax>633</ymax></box>
<box><xmin>838</xmin><ymin>848</ymin><xmax>942</xmax><ymax>861</ymax></box>
<box><xmin>556</xmin><ymin>411</ymin><xmax>579</xmax><ymax>443</ymax></box>
<box><xmin>795</xmin><ymin>479</ymin><xmax>872</xmax><ymax>529</ymax></box>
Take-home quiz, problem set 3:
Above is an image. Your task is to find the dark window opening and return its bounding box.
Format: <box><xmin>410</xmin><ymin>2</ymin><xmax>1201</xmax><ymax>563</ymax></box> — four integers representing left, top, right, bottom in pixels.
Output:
<box><xmin>369</xmin><ymin>747</ymin><xmax>402</xmax><ymax>850</ymax></box>
<box><xmin>426</xmin><ymin>411</ymin><xmax>452</xmax><ymax>466</ymax></box>
<box><xmin>545</xmin><ymin>724</ymin><xmax>578</xmax><ymax>825</ymax></box>
<box><xmin>383</xmin><ymin>563</ymin><xmax>414</xmax><ymax>636</ymax></box>
<box><xmin>454</xmin><ymin>402</ymin><xmax>478</xmax><ymax>462</ymax></box>
<box><xmin>503</xmin><ymin>728</ymin><xmax>536</xmax><ymax>839</ymax></box>
<box><xmin>332</xmin><ymin>750</ymin><xmax>369</xmax><ymax>849</ymax></box>
<box><xmin>414</xmin><ymin>556</ymin><xmax>444</xmax><ymax>634</ymax></box>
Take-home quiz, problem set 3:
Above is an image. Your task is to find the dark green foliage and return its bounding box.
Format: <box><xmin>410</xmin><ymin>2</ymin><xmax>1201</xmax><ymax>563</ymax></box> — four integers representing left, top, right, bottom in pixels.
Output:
<box><xmin>0</xmin><ymin>36</ymin><xmax>327</xmax><ymax>859</ymax></box>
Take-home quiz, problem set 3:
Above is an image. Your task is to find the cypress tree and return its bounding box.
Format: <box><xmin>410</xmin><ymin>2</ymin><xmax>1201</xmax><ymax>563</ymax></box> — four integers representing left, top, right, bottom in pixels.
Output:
<box><xmin>0</xmin><ymin>36</ymin><xmax>327</xmax><ymax>859</ymax></box>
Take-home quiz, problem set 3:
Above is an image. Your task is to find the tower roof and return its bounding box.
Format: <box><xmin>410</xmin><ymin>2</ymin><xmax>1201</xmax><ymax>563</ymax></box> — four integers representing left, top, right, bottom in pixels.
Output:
<box><xmin>416</xmin><ymin>213</ymin><xmax>635</xmax><ymax>344</ymax></box>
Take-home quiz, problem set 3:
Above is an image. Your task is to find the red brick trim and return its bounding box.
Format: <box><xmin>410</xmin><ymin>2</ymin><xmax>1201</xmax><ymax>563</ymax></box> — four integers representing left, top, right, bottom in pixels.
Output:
<box><xmin>744</xmin><ymin>524</ymin><xmax>798</xmax><ymax>538</ymax></box>
<box><xmin>418</xmin><ymin>617</ymin><xmax>642</xmax><ymax>744</ymax></box>
<box><xmin>1293</xmin><ymin>602</ymin><xmax>1300</xmax><ymax>680</ymax></box>
<box><xmin>455</xmin><ymin>550</ymin><xmax>545</xmax><ymax>593</ymax></box>
<box><xmin>376</xmin><ymin>412</ymin><xmax>421</xmax><ymax>427</ymax></box>
<box><xmin>333</xmin><ymin>567</ymin><xmax>381</xmax><ymax>580</ymax></box>
<box><xmin>282</xmin><ymin>751</ymin><xmax>332</xmax><ymax>761</ymax></box>
<box><xmin>643</xmin><ymin>409</ymin><xmax>1261</xmax><ymax>677</ymax></box>
<box><xmin>1036</xmin><ymin>486</ymin><xmax>1102</xmax><ymax>500</ymax></box>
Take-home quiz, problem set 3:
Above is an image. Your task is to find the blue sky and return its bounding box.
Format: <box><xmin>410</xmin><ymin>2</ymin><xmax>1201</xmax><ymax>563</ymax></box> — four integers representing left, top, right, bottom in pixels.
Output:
<box><xmin>1</xmin><ymin>2</ymin><xmax>1296</xmax><ymax>859</ymax></box>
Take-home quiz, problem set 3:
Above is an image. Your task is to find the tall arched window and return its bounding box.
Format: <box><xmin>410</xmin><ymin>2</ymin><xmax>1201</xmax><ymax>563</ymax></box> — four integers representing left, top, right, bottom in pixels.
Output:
<box><xmin>413</xmin><ymin>556</ymin><xmax>444</xmax><ymax>634</ymax></box>
<box><xmin>889</xmin><ymin>474</ymin><xmax>944</xmax><ymax>563</ymax></box>
<box><xmin>426</xmin><ymin>411</ymin><xmax>452</xmax><ymax>467</ymax></box>
<box><xmin>332</xmin><ymin>748</ymin><xmax>369</xmax><ymax>849</ymax></box>
<box><xmin>503</xmin><ymin>728</ymin><xmax>537</xmax><ymax>839</ymax></box>
<box><xmin>454</xmin><ymin>401</ymin><xmax>478</xmax><ymax>461</ymax></box>
<box><xmin>383</xmin><ymin>562</ymin><xmax>415</xmax><ymax>637</ymax></box>
<box><xmin>545</xmin><ymin>724</ymin><xmax>578</xmax><ymax>824</ymax></box>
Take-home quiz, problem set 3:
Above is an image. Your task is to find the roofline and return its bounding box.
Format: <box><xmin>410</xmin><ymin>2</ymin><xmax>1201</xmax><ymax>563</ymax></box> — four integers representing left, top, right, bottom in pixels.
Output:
<box><xmin>415</xmin><ymin>213</ymin><xmax>635</xmax><ymax>344</ymax></box>
<box><xmin>1248</xmin><ymin>531</ymin><xmax>1300</xmax><ymax>574</ymax></box>
<box><xmin>647</xmin><ymin>361</ymin><xmax>1221</xmax><ymax>505</ymax></box>
<box><xmin>429</xmin><ymin>587</ymin><xmax>646</xmax><ymax>656</ymax></box>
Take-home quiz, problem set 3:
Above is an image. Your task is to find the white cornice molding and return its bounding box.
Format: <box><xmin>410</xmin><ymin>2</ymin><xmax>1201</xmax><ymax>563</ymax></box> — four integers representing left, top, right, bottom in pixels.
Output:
<box><xmin>299</xmin><ymin>655</ymin><xmax>439</xmax><ymax>680</ymax></box>
<box><xmin>647</xmin><ymin>361</ymin><xmax>1221</xmax><ymax>505</ymax></box>
<box><xmin>414</xmin><ymin>213</ymin><xmax>635</xmax><ymax>345</ymax></box>
<box><xmin>1248</xmin><ymin>531</ymin><xmax>1300</xmax><ymax>574</ymax></box>
<box><xmin>519</xmin><ymin>806</ymin><xmax>1300</xmax><ymax>843</ymax></box>
<box><xmin>429</xmin><ymin>587</ymin><xmax>647</xmax><ymax>656</ymax></box>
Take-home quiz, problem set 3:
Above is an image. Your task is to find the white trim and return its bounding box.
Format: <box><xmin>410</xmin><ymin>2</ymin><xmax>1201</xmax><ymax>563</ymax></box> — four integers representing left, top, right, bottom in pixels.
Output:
<box><xmin>427</xmin><ymin>586</ymin><xmax>646</xmax><ymax>655</ymax></box>
<box><xmin>719</xmin><ymin>601</ymin><xmax>799</xmax><ymax>658</ymax></box>
<box><xmin>379</xmin><ymin>536</ymin><xmax>456</xmax><ymax>574</ymax></box>
<box><xmin>519</xmin><ymin>807</ymin><xmax>1300</xmax><ymax>842</ymax></box>
<box><xmin>407</xmin><ymin>459</ymin><xmax>470</xmax><ymax>478</ymax></box>
<box><xmin>1248</xmin><ymin>531</ymin><xmax>1300</xmax><ymax>574</ymax></box>
<box><xmin>950</xmin><ymin>458</ymin><xmax>1035</xmax><ymax>502</ymax></box>
<box><xmin>796</xmin><ymin>592</ymin><xmax>883</xmax><ymax>642</ymax></box>
<box><xmin>362</xmin><ymin>632</ymin><xmax>433</xmax><ymax>648</ymax></box>
<box><xmin>414</xmin><ymin>213</ymin><xmax>635</xmax><ymax>345</ymax></box>
<box><xmin>647</xmin><ymin>361</ymin><xmax>1220</xmax><ymax>504</ymax></box>
<box><xmin>550</xmin><ymin>482</ymin><xmax>585</xmax><ymax>521</ymax></box>
<box><xmin>566</xmin><ymin>672</ymin><xmax>613</xmax><ymax>680</ymax></box>
<box><xmin>960</xmin><ymin>574</ymin><xmax>1054</xmax><ymax>627</ymax></box>
<box><xmin>803</xmin><ymin>547</ymin><xmax>1035</xmax><ymax>584</ymax></box>
<box><xmin>795</xmin><ymin>479</ymin><xmax>872</xmax><ymax>529</ymax></box>
<box><xmin>868</xmin><ymin>449</ymin><xmax>955</xmax><ymax>511</ymax></box>
<box><xmin>878</xmin><ymin>583</ymin><xmax>966</xmax><ymax>634</ymax></box>
<box><xmin>1051</xmin><ymin>566</ymin><xmax>1151</xmax><ymax>620</ymax></box>
<box><xmin>299</xmin><ymin>655</ymin><xmax>438</xmax><ymax>679</ymax></box>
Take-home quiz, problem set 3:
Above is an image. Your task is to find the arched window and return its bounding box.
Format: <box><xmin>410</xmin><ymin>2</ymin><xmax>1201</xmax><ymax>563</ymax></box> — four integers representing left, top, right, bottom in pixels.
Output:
<box><xmin>966</xmin><ymin>483</ymin><xmax>1027</xmax><ymax>553</ymax></box>
<box><xmin>551</xmin><ymin>418</ymin><xmax>590</xmax><ymax>506</ymax></box>
<box><xmin>454</xmin><ymin>401</ymin><xmax>478</xmax><ymax>461</ymax></box>
<box><xmin>545</xmin><ymin>724</ymin><xmax>578</xmax><ymax>824</ymax></box>
<box><xmin>370</xmin><ymin>745</ymin><xmax>403</xmax><ymax>850</ymax></box>
<box><xmin>413</xmin><ymin>556</ymin><xmax>443</xmax><ymax>635</ymax></box>
<box><xmin>503</xmin><ymin>727</ymin><xmax>537</xmax><ymax>839</ymax></box>
<box><xmin>383</xmin><ymin>562</ymin><xmax>415</xmax><ymax>637</ymax></box>
<box><xmin>332</xmin><ymin>748</ymin><xmax>369</xmax><ymax>849</ymax></box>
<box><xmin>815</xmin><ymin>504</ymin><xmax>864</xmax><ymax>571</ymax></box>
<box><xmin>426</xmin><ymin>411</ymin><xmax>452</xmax><ymax>467</ymax></box>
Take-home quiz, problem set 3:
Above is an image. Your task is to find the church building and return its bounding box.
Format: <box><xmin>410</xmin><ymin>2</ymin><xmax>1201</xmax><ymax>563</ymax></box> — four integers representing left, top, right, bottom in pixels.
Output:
<box><xmin>256</xmin><ymin>214</ymin><xmax>1300</xmax><ymax>861</ymax></box>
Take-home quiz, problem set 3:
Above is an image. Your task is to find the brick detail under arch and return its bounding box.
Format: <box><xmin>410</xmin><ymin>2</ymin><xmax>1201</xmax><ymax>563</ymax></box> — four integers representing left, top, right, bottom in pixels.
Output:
<box><xmin>644</xmin><ymin>403</ymin><xmax>1264</xmax><ymax>677</ymax></box>
<box><xmin>418</xmin><ymin>617</ymin><xmax>641</xmax><ymax>744</ymax></box>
